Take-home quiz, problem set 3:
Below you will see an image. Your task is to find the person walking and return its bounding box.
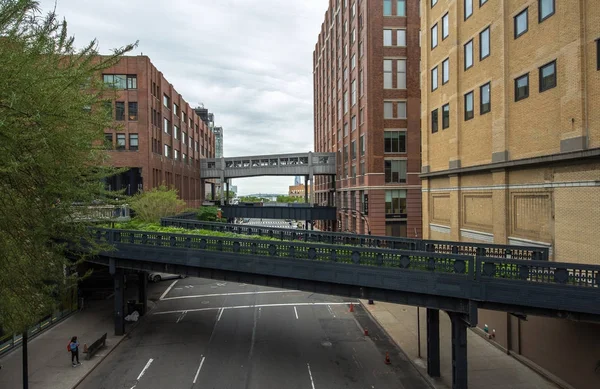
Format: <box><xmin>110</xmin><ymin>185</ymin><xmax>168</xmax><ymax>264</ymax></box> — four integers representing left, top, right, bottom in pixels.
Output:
<box><xmin>68</xmin><ymin>336</ymin><xmax>81</xmax><ymax>367</ymax></box>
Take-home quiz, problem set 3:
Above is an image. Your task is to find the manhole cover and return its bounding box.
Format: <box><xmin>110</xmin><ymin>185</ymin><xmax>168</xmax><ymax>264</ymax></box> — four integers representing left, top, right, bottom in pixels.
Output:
<box><xmin>321</xmin><ymin>341</ymin><xmax>332</xmax><ymax>347</ymax></box>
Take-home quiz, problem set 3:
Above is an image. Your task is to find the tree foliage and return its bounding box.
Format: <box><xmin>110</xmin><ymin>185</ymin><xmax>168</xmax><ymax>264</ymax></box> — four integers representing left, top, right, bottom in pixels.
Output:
<box><xmin>0</xmin><ymin>0</ymin><xmax>136</xmax><ymax>333</ymax></box>
<box><xmin>276</xmin><ymin>195</ymin><xmax>304</xmax><ymax>203</ymax></box>
<box><xmin>129</xmin><ymin>186</ymin><xmax>186</xmax><ymax>223</ymax></box>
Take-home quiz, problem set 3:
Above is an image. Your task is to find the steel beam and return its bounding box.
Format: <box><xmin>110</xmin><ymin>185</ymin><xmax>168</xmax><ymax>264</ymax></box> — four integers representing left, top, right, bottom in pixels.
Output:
<box><xmin>450</xmin><ymin>313</ymin><xmax>468</xmax><ymax>389</ymax></box>
<box><xmin>426</xmin><ymin>308</ymin><xmax>441</xmax><ymax>377</ymax></box>
<box><xmin>138</xmin><ymin>271</ymin><xmax>147</xmax><ymax>316</ymax></box>
<box><xmin>114</xmin><ymin>267</ymin><xmax>125</xmax><ymax>336</ymax></box>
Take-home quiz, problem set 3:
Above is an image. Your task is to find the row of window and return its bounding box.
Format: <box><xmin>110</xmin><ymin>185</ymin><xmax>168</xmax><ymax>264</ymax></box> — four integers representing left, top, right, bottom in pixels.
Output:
<box><xmin>114</xmin><ymin>101</ymin><xmax>138</xmax><ymax>121</ymax></box>
<box><xmin>515</xmin><ymin>60</ymin><xmax>557</xmax><ymax>101</ymax></box>
<box><xmin>431</xmin><ymin>81</ymin><xmax>490</xmax><ymax>133</ymax></box>
<box><xmin>515</xmin><ymin>1</ymin><xmax>555</xmax><ymax>39</ymax></box>
<box><xmin>383</xmin><ymin>0</ymin><xmax>406</xmax><ymax>17</ymax></box>
<box><xmin>105</xmin><ymin>133</ymin><xmax>138</xmax><ymax>151</ymax></box>
<box><xmin>162</xmin><ymin>144</ymin><xmax>196</xmax><ymax>165</ymax></box>
<box><xmin>103</xmin><ymin>74</ymin><xmax>137</xmax><ymax>90</ymax></box>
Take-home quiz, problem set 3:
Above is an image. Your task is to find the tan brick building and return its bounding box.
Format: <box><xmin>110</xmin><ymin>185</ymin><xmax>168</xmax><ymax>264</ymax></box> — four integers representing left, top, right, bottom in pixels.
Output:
<box><xmin>102</xmin><ymin>56</ymin><xmax>215</xmax><ymax>207</ymax></box>
<box><xmin>313</xmin><ymin>0</ymin><xmax>422</xmax><ymax>236</ymax></box>
<box><xmin>421</xmin><ymin>1</ymin><xmax>600</xmax><ymax>387</ymax></box>
<box><xmin>288</xmin><ymin>184</ymin><xmax>310</xmax><ymax>199</ymax></box>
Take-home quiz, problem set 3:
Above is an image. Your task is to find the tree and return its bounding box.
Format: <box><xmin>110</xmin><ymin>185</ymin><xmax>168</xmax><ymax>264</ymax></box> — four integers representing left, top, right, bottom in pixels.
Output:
<box><xmin>129</xmin><ymin>186</ymin><xmax>186</xmax><ymax>223</ymax></box>
<box><xmin>213</xmin><ymin>190</ymin><xmax>236</xmax><ymax>200</ymax></box>
<box><xmin>0</xmin><ymin>0</ymin><xmax>136</xmax><ymax>335</ymax></box>
<box><xmin>276</xmin><ymin>195</ymin><xmax>303</xmax><ymax>203</ymax></box>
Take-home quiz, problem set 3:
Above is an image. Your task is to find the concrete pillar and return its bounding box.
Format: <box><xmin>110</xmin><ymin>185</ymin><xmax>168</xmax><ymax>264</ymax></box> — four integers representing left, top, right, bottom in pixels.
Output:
<box><xmin>426</xmin><ymin>308</ymin><xmax>441</xmax><ymax>377</ymax></box>
<box><xmin>210</xmin><ymin>182</ymin><xmax>215</xmax><ymax>201</ymax></box>
<box><xmin>138</xmin><ymin>271</ymin><xmax>147</xmax><ymax>316</ymax></box>
<box><xmin>114</xmin><ymin>267</ymin><xmax>125</xmax><ymax>336</ymax></box>
<box><xmin>450</xmin><ymin>313</ymin><xmax>468</xmax><ymax>389</ymax></box>
<box><xmin>225</xmin><ymin>180</ymin><xmax>230</xmax><ymax>205</ymax></box>
<box><xmin>305</xmin><ymin>175</ymin><xmax>309</xmax><ymax>230</ymax></box>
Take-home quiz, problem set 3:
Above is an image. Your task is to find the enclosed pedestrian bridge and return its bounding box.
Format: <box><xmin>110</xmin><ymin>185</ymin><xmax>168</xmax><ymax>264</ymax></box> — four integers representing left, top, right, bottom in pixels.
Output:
<box><xmin>199</xmin><ymin>152</ymin><xmax>336</xmax><ymax>179</ymax></box>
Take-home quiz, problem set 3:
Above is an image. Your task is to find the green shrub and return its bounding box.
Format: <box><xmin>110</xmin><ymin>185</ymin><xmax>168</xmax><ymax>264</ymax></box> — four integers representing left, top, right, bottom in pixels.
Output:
<box><xmin>129</xmin><ymin>186</ymin><xmax>186</xmax><ymax>223</ymax></box>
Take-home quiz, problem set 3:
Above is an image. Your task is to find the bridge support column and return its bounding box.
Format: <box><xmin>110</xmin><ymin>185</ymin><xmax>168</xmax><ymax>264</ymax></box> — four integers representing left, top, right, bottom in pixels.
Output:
<box><xmin>450</xmin><ymin>313</ymin><xmax>468</xmax><ymax>389</ymax></box>
<box><xmin>113</xmin><ymin>267</ymin><xmax>125</xmax><ymax>336</ymax></box>
<box><xmin>138</xmin><ymin>271</ymin><xmax>147</xmax><ymax>316</ymax></box>
<box><xmin>210</xmin><ymin>182</ymin><xmax>215</xmax><ymax>201</ymax></box>
<box><xmin>426</xmin><ymin>308</ymin><xmax>441</xmax><ymax>377</ymax></box>
<box><xmin>225</xmin><ymin>180</ymin><xmax>230</xmax><ymax>205</ymax></box>
<box><xmin>304</xmin><ymin>175</ymin><xmax>309</xmax><ymax>230</ymax></box>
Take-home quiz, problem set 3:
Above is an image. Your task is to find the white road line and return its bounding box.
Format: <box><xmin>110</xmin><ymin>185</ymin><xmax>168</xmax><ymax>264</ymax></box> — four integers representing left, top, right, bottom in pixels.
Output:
<box><xmin>307</xmin><ymin>363</ymin><xmax>316</xmax><ymax>389</ymax></box>
<box><xmin>161</xmin><ymin>290</ymin><xmax>299</xmax><ymax>301</ymax></box>
<box><xmin>192</xmin><ymin>356</ymin><xmax>206</xmax><ymax>384</ymax></box>
<box><xmin>294</xmin><ymin>306</ymin><xmax>299</xmax><ymax>319</ymax></box>
<box><xmin>176</xmin><ymin>310</ymin><xmax>188</xmax><ymax>323</ymax></box>
<box><xmin>137</xmin><ymin>358</ymin><xmax>154</xmax><ymax>381</ymax></box>
<box><xmin>154</xmin><ymin>302</ymin><xmax>357</xmax><ymax>315</ymax></box>
<box><xmin>327</xmin><ymin>304</ymin><xmax>336</xmax><ymax>318</ymax></box>
<box><xmin>159</xmin><ymin>280</ymin><xmax>179</xmax><ymax>300</ymax></box>
<box><xmin>217</xmin><ymin>307</ymin><xmax>224</xmax><ymax>321</ymax></box>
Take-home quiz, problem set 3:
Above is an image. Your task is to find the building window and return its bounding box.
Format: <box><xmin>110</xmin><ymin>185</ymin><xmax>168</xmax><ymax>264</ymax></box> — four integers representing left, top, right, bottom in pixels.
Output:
<box><xmin>128</xmin><ymin>102</ymin><xmax>138</xmax><ymax>121</ymax></box>
<box><xmin>442</xmin><ymin>104</ymin><xmax>450</xmax><ymax>128</ymax></box>
<box><xmin>539</xmin><ymin>0</ymin><xmax>555</xmax><ymax>22</ymax></box>
<box><xmin>384</xmin><ymin>131</ymin><xmax>406</xmax><ymax>153</ymax></box>
<box><xmin>442</xmin><ymin>13</ymin><xmax>449</xmax><ymax>39</ymax></box>
<box><xmin>384</xmin><ymin>60</ymin><xmax>393</xmax><ymax>88</ymax></box>
<box><xmin>360</xmin><ymin>108</ymin><xmax>364</xmax><ymax>123</ymax></box>
<box><xmin>397</xmin><ymin>30</ymin><xmax>406</xmax><ymax>46</ymax></box>
<box><xmin>384</xmin><ymin>102</ymin><xmax>394</xmax><ymax>119</ymax></box>
<box><xmin>431</xmin><ymin>24</ymin><xmax>438</xmax><ymax>49</ymax></box>
<box><xmin>464</xmin><ymin>91</ymin><xmax>474</xmax><ymax>120</ymax></box>
<box><xmin>360</xmin><ymin>161</ymin><xmax>365</xmax><ymax>175</ymax></box>
<box><xmin>385</xmin><ymin>189</ymin><xmax>407</xmax><ymax>215</ymax></box>
<box><xmin>480</xmin><ymin>82</ymin><xmax>491</xmax><ymax>113</ymax></box>
<box><xmin>432</xmin><ymin>109</ymin><xmax>438</xmax><ymax>133</ymax></box>
<box><xmin>344</xmin><ymin>145</ymin><xmax>348</xmax><ymax>163</ymax></box>
<box><xmin>344</xmin><ymin>122</ymin><xmax>349</xmax><ymax>137</ymax></box>
<box><xmin>384</xmin><ymin>29</ymin><xmax>392</xmax><ymax>46</ymax></box>
<box><xmin>115</xmin><ymin>102</ymin><xmax>125</xmax><ymax>121</ymax></box>
<box><xmin>174</xmin><ymin>125</ymin><xmax>180</xmax><ymax>140</ymax></box>
<box><xmin>164</xmin><ymin>118</ymin><xmax>171</xmax><ymax>135</ymax></box>
<box><xmin>163</xmin><ymin>94</ymin><xmax>170</xmax><ymax>108</ymax></box>
<box><xmin>360</xmin><ymin>135</ymin><xmax>366</xmax><ymax>155</ymax></box>
<box><xmin>431</xmin><ymin>66</ymin><xmax>438</xmax><ymax>91</ymax></box>
<box><xmin>359</xmin><ymin>69</ymin><xmax>364</xmax><ymax>96</ymax></box>
<box><xmin>164</xmin><ymin>144</ymin><xmax>169</xmax><ymax>158</ymax></box>
<box><xmin>397</xmin><ymin>102</ymin><xmax>406</xmax><ymax>118</ymax></box>
<box><xmin>442</xmin><ymin>58</ymin><xmax>449</xmax><ymax>84</ymax></box>
<box><xmin>351</xmin><ymin>54</ymin><xmax>356</xmax><ymax>69</ymax></box>
<box><xmin>351</xmin><ymin>80</ymin><xmax>357</xmax><ymax>105</ymax></box>
<box><xmin>384</xmin><ymin>0</ymin><xmax>392</xmax><ymax>16</ymax></box>
<box><xmin>480</xmin><ymin>0</ymin><xmax>488</xmax><ymax>5</ymax></box>
<box><xmin>174</xmin><ymin>149</ymin><xmax>179</xmax><ymax>161</ymax></box>
<box><xmin>515</xmin><ymin>73</ymin><xmax>529</xmax><ymax>101</ymax></box>
<box><xmin>129</xmin><ymin>134</ymin><xmax>139</xmax><ymax>151</ymax></box>
<box><xmin>102</xmin><ymin>74</ymin><xmax>137</xmax><ymax>89</ymax></box>
<box><xmin>515</xmin><ymin>8</ymin><xmax>528</xmax><ymax>39</ymax></box>
<box><xmin>480</xmin><ymin>27</ymin><xmax>490</xmax><ymax>60</ymax></box>
<box><xmin>397</xmin><ymin>59</ymin><xmax>406</xmax><ymax>89</ymax></box>
<box><xmin>116</xmin><ymin>133</ymin><xmax>126</xmax><ymax>150</ymax></box>
<box><xmin>385</xmin><ymin>160</ymin><xmax>407</xmax><ymax>183</ymax></box>
<box><xmin>351</xmin><ymin>141</ymin><xmax>357</xmax><ymax>160</ymax></box>
<box><xmin>432</xmin><ymin>0</ymin><xmax>438</xmax><ymax>6</ymax></box>
<box><xmin>397</xmin><ymin>0</ymin><xmax>406</xmax><ymax>16</ymax></box>
<box><xmin>344</xmin><ymin>91</ymin><xmax>349</xmax><ymax>113</ymax></box>
<box><xmin>104</xmin><ymin>133</ymin><xmax>113</xmax><ymax>149</ymax></box>
<box><xmin>351</xmin><ymin>115</ymin><xmax>357</xmax><ymax>131</ymax></box>
<box><xmin>127</xmin><ymin>75</ymin><xmax>137</xmax><ymax>89</ymax></box>
<box><xmin>539</xmin><ymin>60</ymin><xmax>557</xmax><ymax>92</ymax></box>
<box><xmin>464</xmin><ymin>0</ymin><xmax>473</xmax><ymax>20</ymax></box>
<box><xmin>464</xmin><ymin>40</ymin><xmax>473</xmax><ymax>70</ymax></box>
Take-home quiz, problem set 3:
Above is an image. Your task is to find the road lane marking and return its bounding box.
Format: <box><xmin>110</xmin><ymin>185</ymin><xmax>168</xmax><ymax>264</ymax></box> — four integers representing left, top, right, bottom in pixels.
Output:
<box><xmin>154</xmin><ymin>302</ymin><xmax>357</xmax><ymax>315</ymax></box>
<box><xmin>294</xmin><ymin>306</ymin><xmax>299</xmax><ymax>319</ymax></box>
<box><xmin>159</xmin><ymin>280</ymin><xmax>179</xmax><ymax>300</ymax></box>
<box><xmin>161</xmin><ymin>290</ymin><xmax>299</xmax><ymax>301</ymax></box>
<box><xmin>307</xmin><ymin>363</ymin><xmax>316</xmax><ymax>389</ymax></box>
<box><xmin>130</xmin><ymin>358</ymin><xmax>154</xmax><ymax>387</ymax></box>
<box><xmin>193</xmin><ymin>356</ymin><xmax>206</xmax><ymax>384</ymax></box>
<box><xmin>176</xmin><ymin>310</ymin><xmax>188</xmax><ymax>323</ymax></box>
<box><xmin>327</xmin><ymin>305</ymin><xmax>336</xmax><ymax>318</ymax></box>
<box><xmin>217</xmin><ymin>307</ymin><xmax>224</xmax><ymax>322</ymax></box>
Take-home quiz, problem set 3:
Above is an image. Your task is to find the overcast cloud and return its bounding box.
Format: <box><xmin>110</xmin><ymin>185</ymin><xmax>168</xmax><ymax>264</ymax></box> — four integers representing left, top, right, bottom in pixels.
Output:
<box><xmin>39</xmin><ymin>0</ymin><xmax>326</xmax><ymax>195</ymax></box>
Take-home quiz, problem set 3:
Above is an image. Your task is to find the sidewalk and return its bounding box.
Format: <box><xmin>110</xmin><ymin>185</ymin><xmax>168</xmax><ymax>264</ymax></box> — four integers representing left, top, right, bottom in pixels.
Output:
<box><xmin>0</xmin><ymin>299</ymin><xmax>136</xmax><ymax>389</ymax></box>
<box><xmin>360</xmin><ymin>300</ymin><xmax>559</xmax><ymax>389</ymax></box>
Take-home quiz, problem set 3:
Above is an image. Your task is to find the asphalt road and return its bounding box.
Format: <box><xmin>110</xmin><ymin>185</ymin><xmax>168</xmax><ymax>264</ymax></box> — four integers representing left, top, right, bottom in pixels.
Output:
<box><xmin>77</xmin><ymin>277</ymin><xmax>429</xmax><ymax>389</ymax></box>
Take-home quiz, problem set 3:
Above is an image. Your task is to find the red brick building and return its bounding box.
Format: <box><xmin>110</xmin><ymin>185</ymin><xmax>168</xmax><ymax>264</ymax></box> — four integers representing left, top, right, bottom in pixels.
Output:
<box><xmin>101</xmin><ymin>56</ymin><xmax>215</xmax><ymax>207</ymax></box>
<box><xmin>313</xmin><ymin>0</ymin><xmax>421</xmax><ymax>237</ymax></box>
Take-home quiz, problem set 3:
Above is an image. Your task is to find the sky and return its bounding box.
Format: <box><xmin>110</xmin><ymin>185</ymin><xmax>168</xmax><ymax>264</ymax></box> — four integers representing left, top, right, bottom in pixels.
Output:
<box><xmin>38</xmin><ymin>0</ymin><xmax>326</xmax><ymax>196</ymax></box>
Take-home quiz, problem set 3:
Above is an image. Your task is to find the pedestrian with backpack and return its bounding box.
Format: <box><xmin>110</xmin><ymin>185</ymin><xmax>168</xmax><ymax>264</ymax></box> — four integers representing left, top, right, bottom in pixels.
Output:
<box><xmin>68</xmin><ymin>336</ymin><xmax>81</xmax><ymax>367</ymax></box>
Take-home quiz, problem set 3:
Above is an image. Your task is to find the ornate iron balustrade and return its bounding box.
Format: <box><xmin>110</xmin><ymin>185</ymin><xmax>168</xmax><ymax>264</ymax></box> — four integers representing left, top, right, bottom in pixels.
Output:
<box><xmin>160</xmin><ymin>217</ymin><xmax>549</xmax><ymax>261</ymax></box>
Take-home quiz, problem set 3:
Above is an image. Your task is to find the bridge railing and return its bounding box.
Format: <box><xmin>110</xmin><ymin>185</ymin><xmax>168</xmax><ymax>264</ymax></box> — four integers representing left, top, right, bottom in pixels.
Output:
<box><xmin>91</xmin><ymin>228</ymin><xmax>599</xmax><ymax>292</ymax></box>
<box><xmin>159</xmin><ymin>217</ymin><xmax>549</xmax><ymax>261</ymax></box>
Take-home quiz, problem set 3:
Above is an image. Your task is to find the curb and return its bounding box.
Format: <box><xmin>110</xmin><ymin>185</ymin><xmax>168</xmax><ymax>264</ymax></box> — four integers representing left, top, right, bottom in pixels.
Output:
<box><xmin>358</xmin><ymin>300</ymin><xmax>443</xmax><ymax>389</ymax></box>
<box><xmin>71</xmin><ymin>302</ymin><xmax>156</xmax><ymax>389</ymax></box>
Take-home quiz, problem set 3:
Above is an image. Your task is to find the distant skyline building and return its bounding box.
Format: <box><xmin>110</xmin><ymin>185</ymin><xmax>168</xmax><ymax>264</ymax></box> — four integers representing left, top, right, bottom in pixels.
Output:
<box><xmin>294</xmin><ymin>176</ymin><xmax>303</xmax><ymax>186</ymax></box>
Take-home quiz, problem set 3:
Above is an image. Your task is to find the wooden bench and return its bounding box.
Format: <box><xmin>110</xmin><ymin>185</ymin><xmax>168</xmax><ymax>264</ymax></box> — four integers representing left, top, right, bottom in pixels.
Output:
<box><xmin>84</xmin><ymin>333</ymin><xmax>107</xmax><ymax>360</ymax></box>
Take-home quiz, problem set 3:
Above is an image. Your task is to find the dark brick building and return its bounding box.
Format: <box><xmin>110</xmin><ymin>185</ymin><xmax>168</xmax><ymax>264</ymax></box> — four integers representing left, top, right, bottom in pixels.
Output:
<box><xmin>313</xmin><ymin>0</ymin><xmax>421</xmax><ymax>237</ymax></box>
<box><xmin>102</xmin><ymin>56</ymin><xmax>215</xmax><ymax>207</ymax></box>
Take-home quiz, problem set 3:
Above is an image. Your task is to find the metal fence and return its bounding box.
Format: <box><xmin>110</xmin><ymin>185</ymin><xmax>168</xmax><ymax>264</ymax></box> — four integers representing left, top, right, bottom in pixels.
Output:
<box><xmin>160</xmin><ymin>217</ymin><xmax>549</xmax><ymax>261</ymax></box>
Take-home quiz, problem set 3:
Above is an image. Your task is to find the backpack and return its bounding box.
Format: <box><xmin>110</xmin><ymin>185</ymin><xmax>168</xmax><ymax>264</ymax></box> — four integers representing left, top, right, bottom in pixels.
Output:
<box><xmin>67</xmin><ymin>343</ymin><xmax>71</xmax><ymax>352</ymax></box>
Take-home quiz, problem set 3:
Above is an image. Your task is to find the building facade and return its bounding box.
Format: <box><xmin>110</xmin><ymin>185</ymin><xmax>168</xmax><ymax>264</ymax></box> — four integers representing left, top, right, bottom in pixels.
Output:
<box><xmin>288</xmin><ymin>184</ymin><xmax>310</xmax><ymax>199</ymax></box>
<box><xmin>102</xmin><ymin>56</ymin><xmax>216</xmax><ymax>207</ymax></box>
<box><xmin>313</xmin><ymin>0</ymin><xmax>422</xmax><ymax>236</ymax></box>
<box><xmin>421</xmin><ymin>1</ymin><xmax>600</xmax><ymax>388</ymax></box>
